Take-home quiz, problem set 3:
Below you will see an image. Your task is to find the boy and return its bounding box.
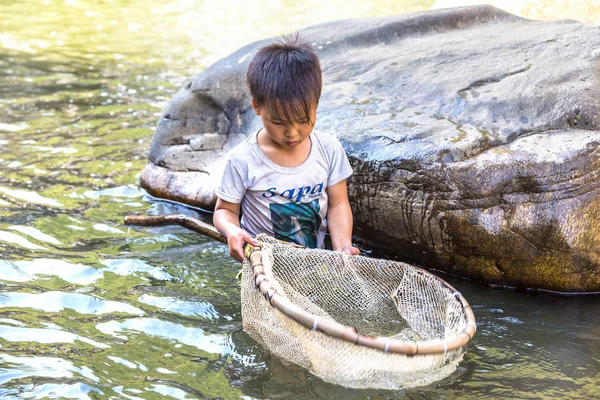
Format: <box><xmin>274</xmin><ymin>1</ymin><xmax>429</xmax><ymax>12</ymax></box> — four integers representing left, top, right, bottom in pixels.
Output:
<box><xmin>213</xmin><ymin>34</ymin><xmax>359</xmax><ymax>261</ymax></box>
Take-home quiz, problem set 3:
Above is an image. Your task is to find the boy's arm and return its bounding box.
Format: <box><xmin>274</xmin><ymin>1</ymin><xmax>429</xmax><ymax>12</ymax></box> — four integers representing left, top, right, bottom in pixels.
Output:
<box><xmin>213</xmin><ymin>198</ymin><xmax>258</xmax><ymax>262</ymax></box>
<box><xmin>326</xmin><ymin>180</ymin><xmax>359</xmax><ymax>255</ymax></box>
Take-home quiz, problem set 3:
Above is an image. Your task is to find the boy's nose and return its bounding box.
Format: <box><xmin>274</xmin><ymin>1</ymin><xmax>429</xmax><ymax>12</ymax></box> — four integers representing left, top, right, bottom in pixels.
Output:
<box><xmin>285</xmin><ymin>124</ymin><xmax>300</xmax><ymax>136</ymax></box>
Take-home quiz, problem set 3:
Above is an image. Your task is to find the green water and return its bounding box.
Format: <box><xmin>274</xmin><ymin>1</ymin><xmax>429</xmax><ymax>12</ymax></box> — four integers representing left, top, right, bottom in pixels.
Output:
<box><xmin>1</xmin><ymin>0</ymin><xmax>599</xmax><ymax>398</ymax></box>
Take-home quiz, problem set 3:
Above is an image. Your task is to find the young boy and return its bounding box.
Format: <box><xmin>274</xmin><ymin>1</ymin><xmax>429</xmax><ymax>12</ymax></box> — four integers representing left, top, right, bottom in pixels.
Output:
<box><xmin>213</xmin><ymin>34</ymin><xmax>359</xmax><ymax>261</ymax></box>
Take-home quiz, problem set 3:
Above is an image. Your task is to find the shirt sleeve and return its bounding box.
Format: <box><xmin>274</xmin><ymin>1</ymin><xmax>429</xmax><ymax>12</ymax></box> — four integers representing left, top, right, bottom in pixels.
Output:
<box><xmin>327</xmin><ymin>136</ymin><xmax>353</xmax><ymax>187</ymax></box>
<box><xmin>215</xmin><ymin>155</ymin><xmax>246</xmax><ymax>203</ymax></box>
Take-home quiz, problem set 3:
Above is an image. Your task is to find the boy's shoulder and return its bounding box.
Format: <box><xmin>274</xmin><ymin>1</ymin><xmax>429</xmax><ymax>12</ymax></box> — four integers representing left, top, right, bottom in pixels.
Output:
<box><xmin>311</xmin><ymin>129</ymin><xmax>346</xmax><ymax>154</ymax></box>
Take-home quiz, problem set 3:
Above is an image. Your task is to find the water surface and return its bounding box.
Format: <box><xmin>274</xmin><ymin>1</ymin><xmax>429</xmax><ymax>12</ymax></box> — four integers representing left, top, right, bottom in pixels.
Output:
<box><xmin>1</xmin><ymin>1</ymin><xmax>599</xmax><ymax>399</ymax></box>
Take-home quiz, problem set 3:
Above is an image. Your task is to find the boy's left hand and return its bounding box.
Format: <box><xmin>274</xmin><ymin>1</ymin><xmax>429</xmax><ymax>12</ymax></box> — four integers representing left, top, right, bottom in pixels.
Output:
<box><xmin>340</xmin><ymin>245</ymin><xmax>360</xmax><ymax>256</ymax></box>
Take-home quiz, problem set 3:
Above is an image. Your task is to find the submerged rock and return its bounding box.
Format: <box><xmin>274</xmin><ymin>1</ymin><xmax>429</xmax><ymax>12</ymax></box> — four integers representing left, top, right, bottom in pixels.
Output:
<box><xmin>142</xmin><ymin>5</ymin><xmax>600</xmax><ymax>292</ymax></box>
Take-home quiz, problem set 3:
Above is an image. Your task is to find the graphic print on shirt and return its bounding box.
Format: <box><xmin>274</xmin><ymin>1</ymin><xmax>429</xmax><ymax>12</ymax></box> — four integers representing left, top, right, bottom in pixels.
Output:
<box><xmin>269</xmin><ymin>199</ymin><xmax>322</xmax><ymax>248</ymax></box>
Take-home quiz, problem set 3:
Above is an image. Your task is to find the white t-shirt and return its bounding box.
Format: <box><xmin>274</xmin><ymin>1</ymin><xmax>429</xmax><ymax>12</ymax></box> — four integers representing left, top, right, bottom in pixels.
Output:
<box><xmin>216</xmin><ymin>129</ymin><xmax>353</xmax><ymax>248</ymax></box>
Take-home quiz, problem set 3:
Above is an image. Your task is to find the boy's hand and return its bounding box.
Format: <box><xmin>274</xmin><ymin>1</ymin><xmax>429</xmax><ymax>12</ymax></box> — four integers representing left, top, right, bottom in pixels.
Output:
<box><xmin>340</xmin><ymin>245</ymin><xmax>360</xmax><ymax>256</ymax></box>
<box><xmin>213</xmin><ymin>199</ymin><xmax>259</xmax><ymax>262</ymax></box>
<box><xmin>227</xmin><ymin>227</ymin><xmax>259</xmax><ymax>262</ymax></box>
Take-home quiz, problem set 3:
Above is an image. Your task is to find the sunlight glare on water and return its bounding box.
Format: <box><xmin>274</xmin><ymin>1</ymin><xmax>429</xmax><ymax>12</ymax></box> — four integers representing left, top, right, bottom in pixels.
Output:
<box><xmin>1</xmin><ymin>0</ymin><xmax>599</xmax><ymax>399</ymax></box>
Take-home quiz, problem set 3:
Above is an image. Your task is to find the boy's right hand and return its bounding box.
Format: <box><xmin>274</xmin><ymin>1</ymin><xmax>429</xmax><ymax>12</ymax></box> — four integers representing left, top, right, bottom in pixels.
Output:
<box><xmin>227</xmin><ymin>227</ymin><xmax>259</xmax><ymax>262</ymax></box>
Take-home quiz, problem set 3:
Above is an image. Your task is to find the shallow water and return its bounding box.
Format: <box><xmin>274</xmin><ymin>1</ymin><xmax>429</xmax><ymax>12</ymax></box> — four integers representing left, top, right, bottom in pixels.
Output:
<box><xmin>1</xmin><ymin>1</ymin><xmax>599</xmax><ymax>399</ymax></box>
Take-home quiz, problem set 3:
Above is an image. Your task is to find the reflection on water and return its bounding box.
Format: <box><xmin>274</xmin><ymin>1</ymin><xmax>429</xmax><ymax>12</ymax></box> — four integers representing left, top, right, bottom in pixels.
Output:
<box><xmin>1</xmin><ymin>0</ymin><xmax>599</xmax><ymax>398</ymax></box>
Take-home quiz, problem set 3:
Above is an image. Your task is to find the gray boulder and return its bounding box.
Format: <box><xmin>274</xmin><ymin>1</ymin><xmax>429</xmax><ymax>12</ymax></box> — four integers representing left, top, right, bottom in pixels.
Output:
<box><xmin>141</xmin><ymin>5</ymin><xmax>600</xmax><ymax>292</ymax></box>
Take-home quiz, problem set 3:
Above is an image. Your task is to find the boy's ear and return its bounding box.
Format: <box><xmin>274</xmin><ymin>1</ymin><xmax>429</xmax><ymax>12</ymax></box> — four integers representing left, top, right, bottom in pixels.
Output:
<box><xmin>251</xmin><ymin>98</ymin><xmax>260</xmax><ymax>115</ymax></box>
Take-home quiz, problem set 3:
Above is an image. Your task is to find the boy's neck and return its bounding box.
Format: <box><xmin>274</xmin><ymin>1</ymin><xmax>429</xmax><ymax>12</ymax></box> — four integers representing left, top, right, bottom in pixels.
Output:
<box><xmin>256</xmin><ymin>128</ymin><xmax>312</xmax><ymax>168</ymax></box>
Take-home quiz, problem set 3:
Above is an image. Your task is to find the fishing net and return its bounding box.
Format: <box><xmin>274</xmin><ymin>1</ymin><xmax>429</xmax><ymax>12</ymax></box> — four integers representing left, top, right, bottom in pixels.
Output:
<box><xmin>123</xmin><ymin>214</ymin><xmax>475</xmax><ymax>390</ymax></box>
<box><xmin>241</xmin><ymin>234</ymin><xmax>476</xmax><ymax>390</ymax></box>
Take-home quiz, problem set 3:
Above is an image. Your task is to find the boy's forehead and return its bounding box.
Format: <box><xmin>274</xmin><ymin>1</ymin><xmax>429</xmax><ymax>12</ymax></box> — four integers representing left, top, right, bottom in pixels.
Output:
<box><xmin>262</xmin><ymin>100</ymin><xmax>317</xmax><ymax>120</ymax></box>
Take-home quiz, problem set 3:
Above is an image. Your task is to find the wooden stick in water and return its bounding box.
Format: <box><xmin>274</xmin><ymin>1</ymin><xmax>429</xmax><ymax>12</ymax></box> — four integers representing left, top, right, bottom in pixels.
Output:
<box><xmin>124</xmin><ymin>214</ymin><xmax>227</xmax><ymax>244</ymax></box>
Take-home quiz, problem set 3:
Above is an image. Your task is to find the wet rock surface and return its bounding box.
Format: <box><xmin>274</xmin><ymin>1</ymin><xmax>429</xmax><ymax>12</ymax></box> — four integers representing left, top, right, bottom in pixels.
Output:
<box><xmin>142</xmin><ymin>5</ymin><xmax>600</xmax><ymax>291</ymax></box>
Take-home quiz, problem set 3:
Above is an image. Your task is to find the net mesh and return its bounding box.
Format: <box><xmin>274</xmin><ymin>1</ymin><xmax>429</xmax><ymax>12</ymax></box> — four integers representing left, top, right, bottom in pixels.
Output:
<box><xmin>241</xmin><ymin>234</ymin><xmax>470</xmax><ymax>390</ymax></box>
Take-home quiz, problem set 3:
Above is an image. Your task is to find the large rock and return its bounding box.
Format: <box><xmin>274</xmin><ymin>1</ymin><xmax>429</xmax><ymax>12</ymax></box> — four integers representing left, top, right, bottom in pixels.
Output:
<box><xmin>432</xmin><ymin>0</ymin><xmax>600</xmax><ymax>24</ymax></box>
<box><xmin>141</xmin><ymin>5</ymin><xmax>600</xmax><ymax>292</ymax></box>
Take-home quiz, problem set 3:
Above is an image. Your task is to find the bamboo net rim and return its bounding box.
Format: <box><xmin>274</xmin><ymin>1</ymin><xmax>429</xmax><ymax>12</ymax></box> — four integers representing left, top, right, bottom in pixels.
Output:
<box><xmin>125</xmin><ymin>213</ymin><xmax>477</xmax><ymax>356</ymax></box>
<box><xmin>244</xmin><ymin>244</ymin><xmax>476</xmax><ymax>356</ymax></box>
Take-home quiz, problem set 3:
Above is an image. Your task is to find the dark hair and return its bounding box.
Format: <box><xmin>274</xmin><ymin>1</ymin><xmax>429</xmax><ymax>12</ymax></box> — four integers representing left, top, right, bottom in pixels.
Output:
<box><xmin>247</xmin><ymin>33</ymin><xmax>322</xmax><ymax>125</ymax></box>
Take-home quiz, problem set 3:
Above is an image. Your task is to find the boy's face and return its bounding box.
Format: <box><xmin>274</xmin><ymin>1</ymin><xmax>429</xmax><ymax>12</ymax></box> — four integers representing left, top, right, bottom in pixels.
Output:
<box><xmin>252</xmin><ymin>99</ymin><xmax>316</xmax><ymax>152</ymax></box>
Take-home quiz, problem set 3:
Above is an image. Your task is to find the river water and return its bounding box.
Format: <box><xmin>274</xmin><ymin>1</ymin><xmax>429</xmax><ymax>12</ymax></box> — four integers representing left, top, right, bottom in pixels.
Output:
<box><xmin>1</xmin><ymin>1</ymin><xmax>599</xmax><ymax>399</ymax></box>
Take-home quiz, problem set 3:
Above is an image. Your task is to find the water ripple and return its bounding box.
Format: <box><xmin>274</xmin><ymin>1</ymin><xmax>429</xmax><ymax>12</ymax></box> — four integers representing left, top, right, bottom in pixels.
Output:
<box><xmin>83</xmin><ymin>185</ymin><xmax>144</xmax><ymax>199</ymax></box>
<box><xmin>96</xmin><ymin>317</ymin><xmax>232</xmax><ymax>355</ymax></box>
<box><xmin>0</xmin><ymin>291</ymin><xmax>144</xmax><ymax>315</ymax></box>
<box><xmin>8</xmin><ymin>225</ymin><xmax>62</xmax><ymax>245</ymax></box>
<box><xmin>112</xmin><ymin>386</ymin><xmax>144</xmax><ymax>400</ymax></box>
<box><xmin>107</xmin><ymin>356</ymin><xmax>140</xmax><ymax>370</ymax></box>
<box><xmin>92</xmin><ymin>223</ymin><xmax>125</xmax><ymax>234</ymax></box>
<box><xmin>100</xmin><ymin>258</ymin><xmax>174</xmax><ymax>281</ymax></box>
<box><xmin>0</xmin><ymin>324</ymin><xmax>109</xmax><ymax>349</ymax></box>
<box><xmin>0</xmin><ymin>187</ymin><xmax>63</xmax><ymax>207</ymax></box>
<box><xmin>2</xmin><ymin>383</ymin><xmax>103</xmax><ymax>400</ymax></box>
<box><xmin>0</xmin><ymin>354</ymin><xmax>99</xmax><ymax>385</ymax></box>
<box><xmin>0</xmin><ymin>123</ymin><xmax>28</xmax><ymax>132</ymax></box>
<box><xmin>149</xmin><ymin>384</ymin><xmax>191</xmax><ymax>399</ymax></box>
<box><xmin>0</xmin><ymin>231</ymin><xmax>48</xmax><ymax>250</ymax></box>
<box><xmin>0</xmin><ymin>259</ymin><xmax>103</xmax><ymax>284</ymax></box>
<box><xmin>137</xmin><ymin>293</ymin><xmax>223</xmax><ymax>319</ymax></box>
